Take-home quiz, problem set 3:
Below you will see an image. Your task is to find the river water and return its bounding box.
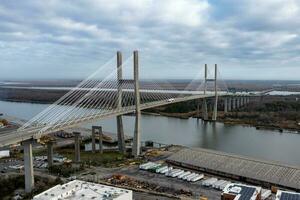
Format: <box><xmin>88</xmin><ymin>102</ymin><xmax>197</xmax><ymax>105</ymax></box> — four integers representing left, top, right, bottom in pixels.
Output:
<box><xmin>0</xmin><ymin>100</ymin><xmax>300</xmax><ymax>166</ymax></box>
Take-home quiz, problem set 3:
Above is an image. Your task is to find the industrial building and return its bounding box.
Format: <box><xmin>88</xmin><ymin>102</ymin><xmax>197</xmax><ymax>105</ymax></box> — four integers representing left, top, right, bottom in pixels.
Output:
<box><xmin>276</xmin><ymin>190</ymin><xmax>300</xmax><ymax>200</ymax></box>
<box><xmin>221</xmin><ymin>183</ymin><xmax>262</xmax><ymax>200</ymax></box>
<box><xmin>33</xmin><ymin>180</ymin><xmax>132</xmax><ymax>200</ymax></box>
<box><xmin>167</xmin><ymin>147</ymin><xmax>300</xmax><ymax>190</ymax></box>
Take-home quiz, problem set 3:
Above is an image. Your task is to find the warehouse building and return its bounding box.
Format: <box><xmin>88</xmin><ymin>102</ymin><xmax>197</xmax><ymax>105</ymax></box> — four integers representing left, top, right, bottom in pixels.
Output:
<box><xmin>276</xmin><ymin>190</ymin><xmax>300</xmax><ymax>200</ymax></box>
<box><xmin>221</xmin><ymin>183</ymin><xmax>262</xmax><ymax>200</ymax></box>
<box><xmin>33</xmin><ymin>180</ymin><xmax>132</xmax><ymax>200</ymax></box>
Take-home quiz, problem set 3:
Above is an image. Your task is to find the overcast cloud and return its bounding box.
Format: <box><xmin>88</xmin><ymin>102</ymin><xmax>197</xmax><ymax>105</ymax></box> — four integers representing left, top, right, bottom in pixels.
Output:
<box><xmin>0</xmin><ymin>0</ymin><xmax>300</xmax><ymax>80</ymax></box>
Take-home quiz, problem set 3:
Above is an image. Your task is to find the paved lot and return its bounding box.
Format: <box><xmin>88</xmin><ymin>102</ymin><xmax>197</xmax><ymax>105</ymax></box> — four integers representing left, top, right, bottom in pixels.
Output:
<box><xmin>77</xmin><ymin>165</ymin><xmax>222</xmax><ymax>199</ymax></box>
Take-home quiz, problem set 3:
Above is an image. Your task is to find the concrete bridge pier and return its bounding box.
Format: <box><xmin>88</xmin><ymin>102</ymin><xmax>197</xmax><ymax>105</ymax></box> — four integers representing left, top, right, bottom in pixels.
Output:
<box><xmin>47</xmin><ymin>140</ymin><xmax>55</xmax><ymax>167</ymax></box>
<box><xmin>236</xmin><ymin>97</ymin><xmax>241</xmax><ymax>109</ymax></box>
<box><xmin>227</xmin><ymin>97</ymin><xmax>232</xmax><ymax>112</ymax></box>
<box><xmin>212</xmin><ymin>64</ymin><xmax>218</xmax><ymax>121</ymax></box>
<box><xmin>23</xmin><ymin>139</ymin><xmax>34</xmax><ymax>193</ymax></box>
<box><xmin>98</xmin><ymin>126</ymin><xmax>103</xmax><ymax>154</ymax></box>
<box><xmin>232</xmin><ymin>98</ymin><xmax>236</xmax><ymax>110</ymax></box>
<box><xmin>133</xmin><ymin>50</ymin><xmax>141</xmax><ymax>157</ymax></box>
<box><xmin>202</xmin><ymin>98</ymin><xmax>208</xmax><ymax>120</ymax></box>
<box><xmin>73</xmin><ymin>132</ymin><xmax>81</xmax><ymax>163</ymax></box>
<box><xmin>240</xmin><ymin>97</ymin><xmax>244</xmax><ymax>107</ymax></box>
<box><xmin>91</xmin><ymin>126</ymin><xmax>97</xmax><ymax>153</ymax></box>
<box><xmin>224</xmin><ymin>98</ymin><xmax>228</xmax><ymax>113</ymax></box>
<box><xmin>116</xmin><ymin>51</ymin><xmax>126</xmax><ymax>153</ymax></box>
<box><xmin>196</xmin><ymin>99</ymin><xmax>201</xmax><ymax>117</ymax></box>
<box><xmin>208</xmin><ymin>103</ymin><xmax>213</xmax><ymax>114</ymax></box>
<box><xmin>91</xmin><ymin>126</ymin><xmax>103</xmax><ymax>153</ymax></box>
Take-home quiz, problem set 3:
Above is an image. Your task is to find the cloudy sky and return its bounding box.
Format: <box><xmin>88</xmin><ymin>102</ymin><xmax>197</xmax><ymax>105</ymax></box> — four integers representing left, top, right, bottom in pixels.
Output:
<box><xmin>0</xmin><ymin>0</ymin><xmax>300</xmax><ymax>80</ymax></box>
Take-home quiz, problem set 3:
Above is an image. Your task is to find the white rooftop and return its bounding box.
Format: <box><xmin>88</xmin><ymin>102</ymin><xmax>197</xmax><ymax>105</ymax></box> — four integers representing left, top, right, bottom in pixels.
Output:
<box><xmin>276</xmin><ymin>190</ymin><xmax>300</xmax><ymax>200</ymax></box>
<box><xmin>222</xmin><ymin>183</ymin><xmax>262</xmax><ymax>200</ymax></box>
<box><xmin>33</xmin><ymin>180</ymin><xmax>132</xmax><ymax>200</ymax></box>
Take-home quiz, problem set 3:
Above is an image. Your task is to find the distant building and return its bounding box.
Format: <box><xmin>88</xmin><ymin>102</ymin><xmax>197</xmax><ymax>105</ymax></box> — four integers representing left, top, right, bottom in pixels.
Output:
<box><xmin>0</xmin><ymin>150</ymin><xmax>10</xmax><ymax>158</ymax></box>
<box><xmin>276</xmin><ymin>190</ymin><xmax>300</xmax><ymax>200</ymax></box>
<box><xmin>221</xmin><ymin>183</ymin><xmax>262</xmax><ymax>200</ymax></box>
<box><xmin>33</xmin><ymin>180</ymin><xmax>132</xmax><ymax>200</ymax></box>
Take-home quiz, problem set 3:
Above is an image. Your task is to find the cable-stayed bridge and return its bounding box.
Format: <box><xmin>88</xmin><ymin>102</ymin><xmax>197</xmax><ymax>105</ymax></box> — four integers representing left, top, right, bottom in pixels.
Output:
<box><xmin>0</xmin><ymin>51</ymin><xmax>253</xmax><ymax>192</ymax></box>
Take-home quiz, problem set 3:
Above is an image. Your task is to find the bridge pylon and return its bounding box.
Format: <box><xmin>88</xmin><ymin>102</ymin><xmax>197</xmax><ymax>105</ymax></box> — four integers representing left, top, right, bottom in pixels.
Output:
<box><xmin>201</xmin><ymin>64</ymin><xmax>218</xmax><ymax>121</ymax></box>
<box><xmin>202</xmin><ymin>64</ymin><xmax>208</xmax><ymax>120</ymax></box>
<box><xmin>116</xmin><ymin>51</ymin><xmax>126</xmax><ymax>153</ymax></box>
<box><xmin>212</xmin><ymin>64</ymin><xmax>218</xmax><ymax>121</ymax></box>
<box><xmin>132</xmin><ymin>50</ymin><xmax>141</xmax><ymax>157</ymax></box>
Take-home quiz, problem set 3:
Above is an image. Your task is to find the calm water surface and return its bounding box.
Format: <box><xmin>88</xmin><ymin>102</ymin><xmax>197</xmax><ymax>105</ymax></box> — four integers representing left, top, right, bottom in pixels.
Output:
<box><xmin>0</xmin><ymin>100</ymin><xmax>300</xmax><ymax>166</ymax></box>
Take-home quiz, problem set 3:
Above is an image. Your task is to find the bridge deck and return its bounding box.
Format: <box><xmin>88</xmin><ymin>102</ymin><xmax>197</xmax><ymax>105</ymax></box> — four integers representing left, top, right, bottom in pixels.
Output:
<box><xmin>167</xmin><ymin>147</ymin><xmax>300</xmax><ymax>190</ymax></box>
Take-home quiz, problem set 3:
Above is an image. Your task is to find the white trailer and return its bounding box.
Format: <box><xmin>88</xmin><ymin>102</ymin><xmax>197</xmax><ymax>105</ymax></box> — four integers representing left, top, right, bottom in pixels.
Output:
<box><xmin>167</xmin><ymin>169</ymin><xmax>181</xmax><ymax>177</ymax></box>
<box><xmin>144</xmin><ymin>163</ymin><xmax>160</xmax><ymax>170</ymax></box>
<box><xmin>156</xmin><ymin>166</ymin><xmax>168</xmax><ymax>173</ymax></box>
<box><xmin>139</xmin><ymin>162</ymin><xmax>155</xmax><ymax>170</ymax></box>
<box><xmin>187</xmin><ymin>173</ymin><xmax>199</xmax><ymax>182</ymax></box>
<box><xmin>184</xmin><ymin>173</ymin><xmax>197</xmax><ymax>180</ymax></box>
<box><xmin>202</xmin><ymin>178</ymin><xmax>218</xmax><ymax>187</ymax></box>
<box><xmin>215</xmin><ymin>180</ymin><xmax>227</xmax><ymax>190</ymax></box>
<box><xmin>171</xmin><ymin>170</ymin><xmax>184</xmax><ymax>178</ymax></box>
<box><xmin>219</xmin><ymin>181</ymin><xmax>231</xmax><ymax>190</ymax></box>
<box><xmin>212</xmin><ymin>180</ymin><xmax>225</xmax><ymax>189</ymax></box>
<box><xmin>178</xmin><ymin>171</ymin><xmax>191</xmax><ymax>179</ymax></box>
<box><xmin>160</xmin><ymin>167</ymin><xmax>172</xmax><ymax>174</ymax></box>
<box><xmin>191</xmin><ymin>174</ymin><xmax>204</xmax><ymax>182</ymax></box>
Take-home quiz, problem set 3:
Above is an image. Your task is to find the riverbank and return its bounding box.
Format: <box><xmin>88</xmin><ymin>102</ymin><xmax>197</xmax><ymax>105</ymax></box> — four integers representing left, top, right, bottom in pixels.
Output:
<box><xmin>143</xmin><ymin>95</ymin><xmax>300</xmax><ymax>133</ymax></box>
<box><xmin>143</xmin><ymin>110</ymin><xmax>300</xmax><ymax>133</ymax></box>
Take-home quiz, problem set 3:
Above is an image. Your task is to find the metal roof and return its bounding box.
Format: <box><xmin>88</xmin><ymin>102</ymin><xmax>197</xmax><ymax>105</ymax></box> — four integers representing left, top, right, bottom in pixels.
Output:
<box><xmin>167</xmin><ymin>147</ymin><xmax>300</xmax><ymax>190</ymax></box>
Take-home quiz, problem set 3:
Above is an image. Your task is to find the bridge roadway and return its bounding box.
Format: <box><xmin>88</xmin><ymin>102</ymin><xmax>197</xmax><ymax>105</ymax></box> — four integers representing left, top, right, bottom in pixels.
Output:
<box><xmin>0</xmin><ymin>93</ymin><xmax>239</xmax><ymax>147</ymax></box>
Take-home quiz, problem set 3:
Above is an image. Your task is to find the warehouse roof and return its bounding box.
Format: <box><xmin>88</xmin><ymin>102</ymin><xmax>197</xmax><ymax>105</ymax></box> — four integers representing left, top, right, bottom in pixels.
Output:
<box><xmin>167</xmin><ymin>147</ymin><xmax>300</xmax><ymax>190</ymax></box>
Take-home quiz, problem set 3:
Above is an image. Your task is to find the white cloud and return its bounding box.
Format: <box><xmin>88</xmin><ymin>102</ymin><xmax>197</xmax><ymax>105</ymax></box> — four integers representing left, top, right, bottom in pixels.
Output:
<box><xmin>0</xmin><ymin>0</ymin><xmax>300</xmax><ymax>80</ymax></box>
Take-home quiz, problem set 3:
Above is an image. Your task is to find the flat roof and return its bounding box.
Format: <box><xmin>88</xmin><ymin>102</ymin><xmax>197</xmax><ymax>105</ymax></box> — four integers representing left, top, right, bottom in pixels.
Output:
<box><xmin>276</xmin><ymin>190</ymin><xmax>300</xmax><ymax>200</ymax></box>
<box><xmin>33</xmin><ymin>180</ymin><xmax>132</xmax><ymax>200</ymax></box>
<box><xmin>223</xmin><ymin>183</ymin><xmax>261</xmax><ymax>200</ymax></box>
<box><xmin>167</xmin><ymin>147</ymin><xmax>300</xmax><ymax>190</ymax></box>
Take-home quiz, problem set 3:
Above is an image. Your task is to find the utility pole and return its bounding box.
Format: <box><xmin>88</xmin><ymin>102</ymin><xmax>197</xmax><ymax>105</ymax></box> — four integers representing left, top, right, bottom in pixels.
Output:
<box><xmin>212</xmin><ymin>64</ymin><xmax>218</xmax><ymax>121</ymax></box>
<box><xmin>202</xmin><ymin>64</ymin><xmax>208</xmax><ymax>120</ymax></box>
<box><xmin>116</xmin><ymin>51</ymin><xmax>126</xmax><ymax>153</ymax></box>
<box><xmin>132</xmin><ymin>50</ymin><xmax>141</xmax><ymax>157</ymax></box>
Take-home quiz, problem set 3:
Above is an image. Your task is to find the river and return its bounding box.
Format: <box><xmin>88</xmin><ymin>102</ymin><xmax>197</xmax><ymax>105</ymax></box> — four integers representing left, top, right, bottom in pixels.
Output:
<box><xmin>0</xmin><ymin>100</ymin><xmax>300</xmax><ymax>166</ymax></box>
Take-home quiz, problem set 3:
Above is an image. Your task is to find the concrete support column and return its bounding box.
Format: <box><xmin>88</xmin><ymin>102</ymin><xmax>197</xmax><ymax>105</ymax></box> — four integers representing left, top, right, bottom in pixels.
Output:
<box><xmin>98</xmin><ymin>126</ymin><xmax>103</xmax><ymax>154</ymax></box>
<box><xmin>74</xmin><ymin>132</ymin><xmax>81</xmax><ymax>163</ymax></box>
<box><xmin>202</xmin><ymin>99</ymin><xmax>208</xmax><ymax>120</ymax></box>
<box><xmin>224</xmin><ymin>98</ymin><xmax>228</xmax><ymax>113</ymax></box>
<box><xmin>133</xmin><ymin>50</ymin><xmax>141</xmax><ymax>157</ymax></box>
<box><xmin>228</xmin><ymin>97</ymin><xmax>232</xmax><ymax>112</ymax></box>
<box><xmin>23</xmin><ymin>139</ymin><xmax>34</xmax><ymax>193</ymax></box>
<box><xmin>116</xmin><ymin>51</ymin><xmax>125</xmax><ymax>153</ymax></box>
<box><xmin>202</xmin><ymin>64</ymin><xmax>208</xmax><ymax>121</ymax></box>
<box><xmin>47</xmin><ymin>141</ymin><xmax>54</xmax><ymax>167</ymax></box>
<box><xmin>232</xmin><ymin>98</ymin><xmax>236</xmax><ymax>110</ymax></box>
<box><xmin>196</xmin><ymin>99</ymin><xmax>200</xmax><ymax>117</ymax></box>
<box><xmin>91</xmin><ymin>126</ymin><xmax>96</xmax><ymax>153</ymax></box>
<box><xmin>209</xmin><ymin>103</ymin><xmax>213</xmax><ymax>113</ymax></box>
<box><xmin>212</xmin><ymin>64</ymin><xmax>218</xmax><ymax>121</ymax></box>
<box><xmin>236</xmin><ymin>97</ymin><xmax>240</xmax><ymax>109</ymax></box>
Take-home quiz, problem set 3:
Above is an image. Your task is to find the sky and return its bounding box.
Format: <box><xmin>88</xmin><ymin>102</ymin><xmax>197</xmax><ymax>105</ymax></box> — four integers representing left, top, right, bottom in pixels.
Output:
<box><xmin>0</xmin><ymin>0</ymin><xmax>300</xmax><ymax>80</ymax></box>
